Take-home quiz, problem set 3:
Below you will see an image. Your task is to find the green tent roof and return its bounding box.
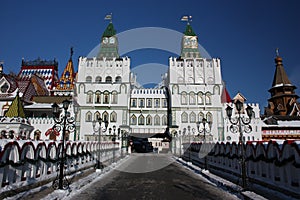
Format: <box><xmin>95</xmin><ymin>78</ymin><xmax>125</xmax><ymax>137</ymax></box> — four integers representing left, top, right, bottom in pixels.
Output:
<box><xmin>184</xmin><ymin>24</ymin><xmax>196</xmax><ymax>36</ymax></box>
<box><xmin>102</xmin><ymin>23</ymin><xmax>116</xmax><ymax>38</ymax></box>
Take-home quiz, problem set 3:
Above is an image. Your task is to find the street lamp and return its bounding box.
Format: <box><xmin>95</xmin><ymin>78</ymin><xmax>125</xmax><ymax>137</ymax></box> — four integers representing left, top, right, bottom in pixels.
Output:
<box><xmin>187</xmin><ymin>125</ymin><xmax>191</xmax><ymax>163</ymax></box>
<box><xmin>92</xmin><ymin>117</ymin><xmax>108</xmax><ymax>170</ymax></box>
<box><xmin>178</xmin><ymin>130</ymin><xmax>182</xmax><ymax>157</ymax></box>
<box><xmin>225</xmin><ymin>99</ymin><xmax>253</xmax><ymax>188</ymax></box>
<box><xmin>52</xmin><ymin>100</ymin><xmax>75</xmax><ymax>190</ymax></box>
<box><xmin>112</xmin><ymin>125</ymin><xmax>116</xmax><ymax>163</ymax></box>
<box><xmin>196</xmin><ymin>118</ymin><xmax>212</xmax><ymax>170</ymax></box>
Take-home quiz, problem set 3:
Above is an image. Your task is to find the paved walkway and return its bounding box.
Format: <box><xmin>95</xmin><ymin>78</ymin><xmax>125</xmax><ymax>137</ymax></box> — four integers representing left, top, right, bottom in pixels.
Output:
<box><xmin>66</xmin><ymin>154</ymin><xmax>239</xmax><ymax>200</ymax></box>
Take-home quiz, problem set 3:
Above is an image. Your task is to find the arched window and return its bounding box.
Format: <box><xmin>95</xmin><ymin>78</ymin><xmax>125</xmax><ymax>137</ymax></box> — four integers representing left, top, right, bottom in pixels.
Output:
<box><xmin>86</xmin><ymin>76</ymin><xmax>92</xmax><ymax>83</ymax></box>
<box><xmin>130</xmin><ymin>115</ymin><xmax>137</xmax><ymax>125</ymax></box>
<box><xmin>181</xmin><ymin>92</ymin><xmax>187</xmax><ymax>105</ymax></box>
<box><xmin>172</xmin><ymin>85</ymin><xmax>178</xmax><ymax>94</ymax></box>
<box><xmin>65</xmin><ymin>71</ymin><xmax>70</xmax><ymax>78</ymax></box>
<box><xmin>94</xmin><ymin>111</ymin><xmax>100</xmax><ymax>121</ymax></box>
<box><xmin>110</xmin><ymin>112</ymin><xmax>117</xmax><ymax>122</ymax></box>
<box><xmin>154</xmin><ymin>99</ymin><xmax>160</xmax><ymax>108</ymax></box>
<box><xmin>206</xmin><ymin>93</ymin><xmax>212</xmax><ymax>105</ymax></box>
<box><xmin>112</xmin><ymin>91</ymin><xmax>118</xmax><ymax>104</ymax></box>
<box><xmin>206</xmin><ymin>112</ymin><xmax>213</xmax><ymax>123</ymax></box>
<box><xmin>102</xmin><ymin>111</ymin><xmax>109</xmax><ymax>122</ymax></box>
<box><xmin>95</xmin><ymin>91</ymin><xmax>101</xmax><ymax>103</ymax></box>
<box><xmin>198</xmin><ymin>92</ymin><xmax>203</xmax><ymax>105</ymax></box>
<box><xmin>105</xmin><ymin>76</ymin><xmax>112</xmax><ymax>83</ymax></box>
<box><xmin>181</xmin><ymin>112</ymin><xmax>188</xmax><ymax>123</ymax></box>
<box><xmin>66</xmin><ymin>81</ymin><xmax>71</xmax><ymax>88</ymax></box>
<box><xmin>138</xmin><ymin>115</ymin><xmax>145</xmax><ymax>125</ymax></box>
<box><xmin>86</xmin><ymin>91</ymin><xmax>93</xmax><ymax>103</ymax></box>
<box><xmin>146</xmin><ymin>99</ymin><xmax>152</xmax><ymax>108</ymax></box>
<box><xmin>190</xmin><ymin>112</ymin><xmax>196</xmax><ymax>123</ymax></box>
<box><xmin>86</xmin><ymin>112</ymin><xmax>92</xmax><ymax>122</ymax></box>
<box><xmin>189</xmin><ymin>92</ymin><xmax>196</xmax><ymax>105</ymax></box>
<box><xmin>213</xmin><ymin>85</ymin><xmax>220</xmax><ymax>95</ymax></box>
<box><xmin>115</xmin><ymin>76</ymin><xmax>122</xmax><ymax>83</ymax></box>
<box><xmin>95</xmin><ymin>76</ymin><xmax>102</xmax><ymax>83</ymax></box>
<box><xmin>146</xmin><ymin>115</ymin><xmax>152</xmax><ymax>125</ymax></box>
<box><xmin>60</xmin><ymin>81</ymin><xmax>64</xmax><ymax>88</ymax></box>
<box><xmin>154</xmin><ymin>115</ymin><xmax>160</xmax><ymax>125</ymax></box>
<box><xmin>162</xmin><ymin>115</ymin><xmax>167</xmax><ymax>125</ymax></box>
<box><xmin>103</xmin><ymin>91</ymin><xmax>110</xmax><ymax>104</ymax></box>
<box><xmin>198</xmin><ymin>112</ymin><xmax>204</xmax><ymax>122</ymax></box>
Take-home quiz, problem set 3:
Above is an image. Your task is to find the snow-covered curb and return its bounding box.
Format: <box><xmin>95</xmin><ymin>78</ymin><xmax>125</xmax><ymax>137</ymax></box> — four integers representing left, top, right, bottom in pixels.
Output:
<box><xmin>3</xmin><ymin>156</ymin><xmax>129</xmax><ymax>200</ymax></box>
<box><xmin>173</xmin><ymin>156</ymin><xmax>298</xmax><ymax>200</ymax></box>
<box><xmin>42</xmin><ymin>156</ymin><xmax>130</xmax><ymax>200</ymax></box>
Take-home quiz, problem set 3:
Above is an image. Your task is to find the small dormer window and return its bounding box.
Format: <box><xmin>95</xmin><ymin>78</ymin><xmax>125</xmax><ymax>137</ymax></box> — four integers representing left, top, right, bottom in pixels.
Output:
<box><xmin>66</xmin><ymin>81</ymin><xmax>71</xmax><ymax>88</ymax></box>
<box><xmin>65</xmin><ymin>71</ymin><xmax>70</xmax><ymax>78</ymax></box>
<box><xmin>1</xmin><ymin>83</ymin><xmax>9</xmax><ymax>93</ymax></box>
<box><xmin>60</xmin><ymin>81</ymin><xmax>64</xmax><ymax>88</ymax></box>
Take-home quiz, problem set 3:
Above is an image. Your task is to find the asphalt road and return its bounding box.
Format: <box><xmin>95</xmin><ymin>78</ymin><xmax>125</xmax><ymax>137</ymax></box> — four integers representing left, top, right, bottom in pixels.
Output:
<box><xmin>70</xmin><ymin>154</ymin><xmax>239</xmax><ymax>200</ymax></box>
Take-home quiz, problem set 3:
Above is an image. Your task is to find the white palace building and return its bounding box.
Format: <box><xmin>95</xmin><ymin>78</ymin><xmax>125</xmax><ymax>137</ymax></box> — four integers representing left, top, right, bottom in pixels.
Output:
<box><xmin>74</xmin><ymin>21</ymin><xmax>262</xmax><ymax>143</ymax></box>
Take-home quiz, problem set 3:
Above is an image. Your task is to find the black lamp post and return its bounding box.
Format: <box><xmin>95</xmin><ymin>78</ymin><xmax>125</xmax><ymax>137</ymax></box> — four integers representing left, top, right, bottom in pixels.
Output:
<box><xmin>52</xmin><ymin>100</ymin><xmax>75</xmax><ymax>190</ymax></box>
<box><xmin>187</xmin><ymin>125</ymin><xmax>191</xmax><ymax>163</ymax></box>
<box><xmin>225</xmin><ymin>99</ymin><xmax>253</xmax><ymax>188</ymax></box>
<box><xmin>178</xmin><ymin>130</ymin><xmax>182</xmax><ymax>157</ymax></box>
<box><xmin>196</xmin><ymin>118</ymin><xmax>212</xmax><ymax>170</ymax></box>
<box><xmin>92</xmin><ymin>117</ymin><xmax>108</xmax><ymax>170</ymax></box>
<box><xmin>112</xmin><ymin>125</ymin><xmax>116</xmax><ymax>163</ymax></box>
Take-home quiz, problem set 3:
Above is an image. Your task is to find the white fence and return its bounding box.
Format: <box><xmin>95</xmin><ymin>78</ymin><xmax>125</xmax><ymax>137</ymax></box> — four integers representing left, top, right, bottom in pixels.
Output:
<box><xmin>0</xmin><ymin>140</ymin><xmax>120</xmax><ymax>190</ymax></box>
<box><xmin>172</xmin><ymin>139</ymin><xmax>300</xmax><ymax>198</ymax></box>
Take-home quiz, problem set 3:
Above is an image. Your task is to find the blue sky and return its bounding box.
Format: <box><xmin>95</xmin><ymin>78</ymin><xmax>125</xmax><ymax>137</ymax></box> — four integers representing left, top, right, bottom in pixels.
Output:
<box><xmin>1</xmin><ymin>0</ymin><xmax>300</xmax><ymax>113</ymax></box>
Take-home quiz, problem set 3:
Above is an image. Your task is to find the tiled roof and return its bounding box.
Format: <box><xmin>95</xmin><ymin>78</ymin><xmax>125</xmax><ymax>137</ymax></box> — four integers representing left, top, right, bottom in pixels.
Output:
<box><xmin>18</xmin><ymin>58</ymin><xmax>59</xmax><ymax>90</ymax></box>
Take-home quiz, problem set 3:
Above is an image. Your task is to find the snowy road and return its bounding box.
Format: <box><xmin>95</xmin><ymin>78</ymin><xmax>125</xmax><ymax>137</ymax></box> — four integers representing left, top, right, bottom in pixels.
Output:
<box><xmin>67</xmin><ymin>153</ymin><xmax>239</xmax><ymax>200</ymax></box>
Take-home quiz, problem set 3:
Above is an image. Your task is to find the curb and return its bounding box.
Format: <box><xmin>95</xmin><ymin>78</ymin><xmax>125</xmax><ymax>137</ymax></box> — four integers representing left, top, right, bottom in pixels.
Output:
<box><xmin>174</xmin><ymin>157</ymin><xmax>267</xmax><ymax>200</ymax></box>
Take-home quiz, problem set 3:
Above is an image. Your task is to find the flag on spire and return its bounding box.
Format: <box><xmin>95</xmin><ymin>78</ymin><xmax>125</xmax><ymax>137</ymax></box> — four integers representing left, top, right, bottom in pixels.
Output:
<box><xmin>104</xmin><ymin>13</ymin><xmax>113</xmax><ymax>22</ymax></box>
<box><xmin>181</xmin><ymin>15</ymin><xmax>192</xmax><ymax>23</ymax></box>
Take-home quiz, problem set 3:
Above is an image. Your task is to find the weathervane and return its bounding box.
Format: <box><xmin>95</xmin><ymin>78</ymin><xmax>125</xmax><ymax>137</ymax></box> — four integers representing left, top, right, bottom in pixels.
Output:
<box><xmin>104</xmin><ymin>13</ymin><xmax>113</xmax><ymax>23</ymax></box>
<box><xmin>181</xmin><ymin>15</ymin><xmax>192</xmax><ymax>24</ymax></box>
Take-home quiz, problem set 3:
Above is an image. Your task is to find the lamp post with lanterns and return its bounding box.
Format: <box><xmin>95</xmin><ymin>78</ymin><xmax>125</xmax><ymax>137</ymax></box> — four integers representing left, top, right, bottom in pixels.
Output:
<box><xmin>92</xmin><ymin>117</ymin><xmax>109</xmax><ymax>170</ymax></box>
<box><xmin>196</xmin><ymin>118</ymin><xmax>212</xmax><ymax>170</ymax></box>
<box><xmin>225</xmin><ymin>99</ymin><xmax>253</xmax><ymax>188</ymax></box>
<box><xmin>52</xmin><ymin>99</ymin><xmax>75</xmax><ymax>190</ymax></box>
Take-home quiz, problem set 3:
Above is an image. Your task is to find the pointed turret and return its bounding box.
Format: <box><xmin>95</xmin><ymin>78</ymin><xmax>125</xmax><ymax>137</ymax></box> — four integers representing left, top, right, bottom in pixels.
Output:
<box><xmin>56</xmin><ymin>48</ymin><xmax>75</xmax><ymax>91</ymax></box>
<box><xmin>5</xmin><ymin>91</ymin><xmax>25</xmax><ymax>118</ymax></box>
<box><xmin>97</xmin><ymin>22</ymin><xmax>119</xmax><ymax>59</ymax></box>
<box><xmin>180</xmin><ymin>23</ymin><xmax>201</xmax><ymax>59</ymax></box>
<box><xmin>265</xmin><ymin>49</ymin><xmax>299</xmax><ymax>116</ymax></box>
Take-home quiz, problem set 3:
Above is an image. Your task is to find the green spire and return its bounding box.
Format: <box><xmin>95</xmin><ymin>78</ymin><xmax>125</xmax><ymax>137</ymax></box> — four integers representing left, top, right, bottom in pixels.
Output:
<box><xmin>184</xmin><ymin>24</ymin><xmax>196</xmax><ymax>36</ymax></box>
<box><xmin>102</xmin><ymin>23</ymin><xmax>116</xmax><ymax>38</ymax></box>
<box><xmin>5</xmin><ymin>91</ymin><xmax>25</xmax><ymax>118</ymax></box>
